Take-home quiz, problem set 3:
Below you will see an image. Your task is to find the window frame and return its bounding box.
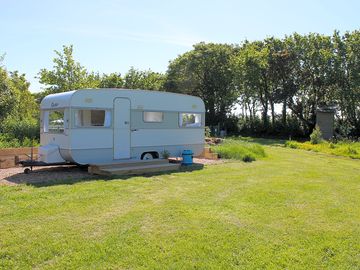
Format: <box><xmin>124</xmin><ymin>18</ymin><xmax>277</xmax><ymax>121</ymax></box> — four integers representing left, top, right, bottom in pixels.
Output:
<box><xmin>43</xmin><ymin>109</ymin><xmax>66</xmax><ymax>134</ymax></box>
<box><xmin>142</xmin><ymin>111</ymin><xmax>164</xmax><ymax>123</ymax></box>
<box><xmin>72</xmin><ymin>108</ymin><xmax>112</xmax><ymax>128</ymax></box>
<box><xmin>178</xmin><ymin>112</ymin><xmax>203</xmax><ymax>128</ymax></box>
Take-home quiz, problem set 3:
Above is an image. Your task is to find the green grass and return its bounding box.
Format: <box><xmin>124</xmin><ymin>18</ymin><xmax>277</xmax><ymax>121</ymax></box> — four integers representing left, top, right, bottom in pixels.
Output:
<box><xmin>285</xmin><ymin>140</ymin><xmax>360</xmax><ymax>159</ymax></box>
<box><xmin>211</xmin><ymin>138</ymin><xmax>266</xmax><ymax>161</ymax></box>
<box><xmin>1</xmin><ymin>145</ymin><xmax>360</xmax><ymax>269</ymax></box>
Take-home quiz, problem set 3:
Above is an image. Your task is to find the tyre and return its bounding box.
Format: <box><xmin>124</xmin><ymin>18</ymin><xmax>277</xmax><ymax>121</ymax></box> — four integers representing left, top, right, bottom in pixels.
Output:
<box><xmin>142</xmin><ymin>153</ymin><xmax>154</xmax><ymax>160</ymax></box>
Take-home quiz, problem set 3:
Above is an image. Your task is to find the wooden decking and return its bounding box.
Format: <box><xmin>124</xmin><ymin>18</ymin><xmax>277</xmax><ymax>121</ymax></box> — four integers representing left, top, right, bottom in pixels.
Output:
<box><xmin>88</xmin><ymin>159</ymin><xmax>181</xmax><ymax>176</ymax></box>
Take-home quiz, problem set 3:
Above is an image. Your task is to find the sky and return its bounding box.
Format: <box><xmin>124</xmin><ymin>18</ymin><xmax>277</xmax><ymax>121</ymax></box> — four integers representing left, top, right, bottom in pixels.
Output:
<box><xmin>1</xmin><ymin>0</ymin><xmax>360</xmax><ymax>92</ymax></box>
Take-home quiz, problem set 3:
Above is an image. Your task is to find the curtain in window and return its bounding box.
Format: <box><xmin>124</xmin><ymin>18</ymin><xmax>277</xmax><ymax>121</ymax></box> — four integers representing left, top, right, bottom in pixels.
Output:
<box><xmin>74</xmin><ymin>110</ymin><xmax>81</xmax><ymax>127</ymax></box>
<box><xmin>64</xmin><ymin>110</ymin><xmax>69</xmax><ymax>129</ymax></box>
<box><xmin>43</xmin><ymin>111</ymin><xmax>49</xmax><ymax>133</ymax></box>
<box><xmin>104</xmin><ymin>110</ymin><xmax>111</xmax><ymax>127</ymax></box>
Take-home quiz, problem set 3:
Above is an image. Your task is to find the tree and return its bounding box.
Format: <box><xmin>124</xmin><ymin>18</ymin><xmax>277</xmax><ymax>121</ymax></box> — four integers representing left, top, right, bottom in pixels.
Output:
<box><xmin>0</xmin><ymin>53</ymin><xmax>37</xmax><ymax>122</ymax></box>
<box><xmin>0</xmin><ymin>66</ymin><xmax>17</xmax><ymax>121</ymax></box>
<box><xmin>9</xmin><ymin>71</ymin><xmax>38</xmax><ymax>120</ymax></box>
<box><xmin>165</xmin><ymin>42</ymin><xmax>237</xmax><ymax>126</ymax></box>
<box><xmin>232</xmin><ymin>40</ymin><xmax>272</xmax><ymax>129</ymax></box>
<box><xmin>0</xmin><ymin>55</ymin><xmax>39</xmax><ymax>143</ymax></box>
<box><xmin>99</xmin><ymin>73</ymin><xmax>123</xmax><ymax>88</ymax></box>
<box><xmin>277</xmin><ymin>33</ymin><xmax>335</xmax><ymax>134</ymax></box>
<box><xmin>266</xmin><ymin>37</ymin><xmax>297</xmax><ymax>126</ymax></box>
<box><xmin>38</xmin><ymin>45</ymin><xmax>100</xmax><ymax>95</ymax></box>
<box><xmin>123</xmin><ymin>67</ymin><xmax>165</xmax><ymax>90</ymax></box>
<box><xmin>332</xmin><ymin>30</ymin><xmax>360</xmax><ymax>136</ymax></box>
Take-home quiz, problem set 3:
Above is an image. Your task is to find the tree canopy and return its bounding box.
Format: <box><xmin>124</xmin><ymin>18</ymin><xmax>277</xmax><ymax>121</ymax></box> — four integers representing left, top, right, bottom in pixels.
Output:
<box><xmin>165</xmin><ymin>43</ymin><xmax>238</xmax><ymax>126</ymax></box>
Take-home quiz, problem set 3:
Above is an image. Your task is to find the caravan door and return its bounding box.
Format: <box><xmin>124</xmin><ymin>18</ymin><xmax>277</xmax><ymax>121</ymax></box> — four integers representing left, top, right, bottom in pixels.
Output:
<box><xmin>113</xmin><ymin>98</ymin><xmax>131</xmax><ymax>159</ymax></box>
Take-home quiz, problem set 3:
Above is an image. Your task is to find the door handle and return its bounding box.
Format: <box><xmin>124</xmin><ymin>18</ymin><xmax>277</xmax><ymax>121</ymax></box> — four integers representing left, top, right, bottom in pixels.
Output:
<box><xmin>131</xmin><ymin>129</ymin><xmax>138</xmax><ymax>132</ymax></box>
<box><xmin>124</xmin><ymin>121</ymin><xmax>129</xmax><ymax>125</ymax></box>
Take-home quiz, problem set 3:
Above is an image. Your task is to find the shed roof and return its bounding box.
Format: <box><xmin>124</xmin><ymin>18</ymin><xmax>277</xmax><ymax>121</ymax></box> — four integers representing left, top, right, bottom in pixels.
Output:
<box><xmin>316</xmin><ymin>105</ymin><xmax>337</xmax><ymax>113</ymax></box>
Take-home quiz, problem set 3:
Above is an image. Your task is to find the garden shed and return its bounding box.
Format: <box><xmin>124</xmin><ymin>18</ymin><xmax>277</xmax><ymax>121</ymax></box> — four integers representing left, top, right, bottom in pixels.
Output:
<box><xmin>316</xmin><ymin>106</ymin><xmax>336</xmax><ymax>140</ymax></box>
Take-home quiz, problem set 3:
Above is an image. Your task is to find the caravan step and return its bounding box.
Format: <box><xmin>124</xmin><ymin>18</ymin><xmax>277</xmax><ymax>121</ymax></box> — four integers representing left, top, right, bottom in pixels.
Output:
<box><xmin>94</xmin><ymin>159</ymin><xmax>168</xmax><ymax>170</ymax></box>
<box><xmin>93</xmin><ymin>163</ymin><xmax>181</xmax><ymax>176</ymax></box>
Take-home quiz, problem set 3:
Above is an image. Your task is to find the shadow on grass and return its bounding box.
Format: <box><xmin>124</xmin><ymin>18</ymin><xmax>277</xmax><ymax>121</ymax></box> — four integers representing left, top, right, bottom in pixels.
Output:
<box><xmin>4</xmin><ymin>163</ymin><xmax>204</xmax><ymax>188</ymax></box>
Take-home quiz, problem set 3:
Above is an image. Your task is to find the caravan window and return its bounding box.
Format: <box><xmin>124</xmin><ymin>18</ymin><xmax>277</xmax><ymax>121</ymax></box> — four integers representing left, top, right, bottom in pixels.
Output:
<box><xmin>143</xmin><ymin>111</ymin><xmax>163</xmax><ymax>122</ymax></box>
<box><xmin>75</xmin><ymin>109</ymin><xmax>111</xmax><ymax>127</ymax></box>
<box><xmin>43</xmin><ymin>110</ymin><xmax>65</xmax><ymax>133</ymax></box>
<box><xmin>179</xmin><ymin>113</ymin><xmax>202</xmax><ymax>128</ymax></box>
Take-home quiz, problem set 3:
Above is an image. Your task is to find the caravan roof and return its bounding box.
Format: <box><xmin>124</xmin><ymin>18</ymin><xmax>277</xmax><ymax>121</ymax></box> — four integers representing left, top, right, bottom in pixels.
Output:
<box><xmin>41</xmin><ymin>89</ymin><xmax>205</xmax><ymax>113</ymax></box>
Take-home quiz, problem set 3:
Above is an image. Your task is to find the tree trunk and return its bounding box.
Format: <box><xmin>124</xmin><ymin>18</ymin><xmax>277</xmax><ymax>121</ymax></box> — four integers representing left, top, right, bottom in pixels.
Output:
<box><xmin>270</xmin><ymin>99</ymin><xmax>275</xmax><ymax>126</ymax></box>
<box><xmin>282</xmin><ymin>98</ymin><xmax>287</xmax><ymax>126</ymax></box>
<box><xmin>263</xmin><ymin>105</ymin><xmax>268</xmax><ymax>128</ymax></box>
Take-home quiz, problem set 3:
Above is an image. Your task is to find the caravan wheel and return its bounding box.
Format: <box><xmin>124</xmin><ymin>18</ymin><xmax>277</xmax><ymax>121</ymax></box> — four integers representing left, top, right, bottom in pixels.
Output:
<box><xmin>142</xmin><ymin>153</ymin><xmax>154</xmax><ymax>160</ymax></box>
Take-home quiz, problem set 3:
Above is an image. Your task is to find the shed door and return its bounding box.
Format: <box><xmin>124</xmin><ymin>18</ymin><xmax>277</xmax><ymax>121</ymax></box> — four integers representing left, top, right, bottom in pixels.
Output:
<box><xmin>113</xmin><ymin>98</ymin><xmax>131</xmax><ymax>159</ymax></box>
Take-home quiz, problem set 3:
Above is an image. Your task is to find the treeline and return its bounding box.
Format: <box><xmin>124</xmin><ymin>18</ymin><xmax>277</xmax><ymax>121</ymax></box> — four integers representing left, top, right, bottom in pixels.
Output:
<box><xmin>0</xmin><ymin>30</ymin><xmax>360</xmax><ymax>146</ymax></box>
<box><xmin>166</xmin><ymin>31</ymin><xmax>360</xmax><ymax>138</ymax></box>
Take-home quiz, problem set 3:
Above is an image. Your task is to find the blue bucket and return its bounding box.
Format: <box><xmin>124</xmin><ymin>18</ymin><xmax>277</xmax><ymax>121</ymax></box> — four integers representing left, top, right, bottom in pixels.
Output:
<box><xmin>182</xmin><ymin>150</ymin><xmax>193</xmax><ymax>165</ymax></box>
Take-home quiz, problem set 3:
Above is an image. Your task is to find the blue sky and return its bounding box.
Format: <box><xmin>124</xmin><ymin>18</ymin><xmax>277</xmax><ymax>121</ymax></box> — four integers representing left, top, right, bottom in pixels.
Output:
<box><xmin>1</xmin><ymin>0</ymin><xmax>359</xmax><ymax>92</ymax></box>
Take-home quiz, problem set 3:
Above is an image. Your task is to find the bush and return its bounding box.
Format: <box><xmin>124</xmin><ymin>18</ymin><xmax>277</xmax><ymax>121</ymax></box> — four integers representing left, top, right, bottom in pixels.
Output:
<box><xmin>0</xmin><ymin>117</ymin><xmax>40</xmax><ymax>148</ymax></box>
<box><xmin>0</xmin><ymin>134</ymin><xmax>21</xmax><ymax>148</ymax></box>
<box><xmin>310</xmin><ymin>125</ymin><xmax>323</xmax><ymax>144</ymax></box>
<box><xmin>161</xmin><ymin>150</ymin><xmax>170</xmax><ymax>159</ymax></box>
<box><xmin>236</xmin><ymin>114</ymin><xmax>307</xmax><ymax>138</ymax></box>
<box><xmin>1</xmin><ymin>117</ymin><xmax>39</xmax><ymax>141</ymax></box>
<box><xmin>0</xmin><ymin>134</ymin><xmax>39</xmax><ymax>148</ymax></box>
<box><xmin>205</xmin><ymin>126</ymin><xmax>211</xmax><ymax>138</ymax></box>
<box><xmin>347</xmin><ymin>146</ymin><xmax>358</xmax><ymax>155</ymax></box>
<box><xmin>285</xmin><ymin>141</ymin><xmax>299</xmax><ymax>149</ymax></box>
<box><xmin>242</xmin><ymin>154</ymin><xmax>256</xmax><ymax>162</ymax></box>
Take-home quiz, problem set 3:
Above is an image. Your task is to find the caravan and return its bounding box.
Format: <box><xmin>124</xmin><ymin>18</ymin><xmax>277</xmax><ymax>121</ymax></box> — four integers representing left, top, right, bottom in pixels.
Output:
<box><xmin>39</xmin><ymin>89</ymin><xmax>205</xmax><ymax>165</ymax></box>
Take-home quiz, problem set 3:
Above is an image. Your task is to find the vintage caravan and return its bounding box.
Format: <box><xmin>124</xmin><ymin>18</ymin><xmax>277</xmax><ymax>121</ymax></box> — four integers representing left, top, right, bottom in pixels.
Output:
<box><xmin>38</xmin><ymin>89</ymin><xmax>205</xmax><ymax>165</ymax></box>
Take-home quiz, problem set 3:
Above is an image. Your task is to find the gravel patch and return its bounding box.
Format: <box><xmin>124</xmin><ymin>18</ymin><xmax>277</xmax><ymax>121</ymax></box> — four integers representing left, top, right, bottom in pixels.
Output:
<box><xmin>193</xmin><ymin>158</ymin><xmax>223</xmax><ymax>165</ymax></box>
<box><xmin>0</xmin><ymin>165</ymin><xmax>95</xmax><ymax>186</ymax></box>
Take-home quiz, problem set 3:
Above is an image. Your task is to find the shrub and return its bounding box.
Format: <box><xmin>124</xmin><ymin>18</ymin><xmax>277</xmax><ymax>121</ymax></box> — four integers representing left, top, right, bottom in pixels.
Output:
<box><xmin>22</xmin><ymin>137</ymin><xmax>39</xmax><ymax>147</ymax></box>
<box><xmin>0</xmin><ymin>134</ymin><xmax>39</xmax><ymax>148</ymax></box>
<box><xmin>205</xmin><ymin>126</ymin><xmax>211</xmax><ymax>138</ymax></box>
<box><xmin>0</xmin><ymin>134</ymin><xmax>21</xmax><ymax>148</ymax></box>
<box><xmin>242</xmin><ymin>154</ymin><xmax>256</xmax><ymax>162</ymax></box>
<box><xmin>161</xmin><ymin>150</ymin><xmax>170</xmax><ymax>159</ymax></box>
<box><xmin>310</xmin><ymin>125</ymin><xmax>323</xmax><ymax>144</ymax></box>
<box><xmin>347</xmin><ymin>146</ymin><xmax>358</xmax><ymax>155</ymax></box>
<box><xmin>0</xmin><ymin>117</ymin><xmax>40</xmax><ymax>148</ymax></box>
<box><xmin>0</xmin><ymin>117</ymin><xmax>39</xmax><ymax>141</ymax></box>
<box><xmin>285</xmin><ymin>141</ymin><xmax>299</xmax><ymax>149</ymax></box>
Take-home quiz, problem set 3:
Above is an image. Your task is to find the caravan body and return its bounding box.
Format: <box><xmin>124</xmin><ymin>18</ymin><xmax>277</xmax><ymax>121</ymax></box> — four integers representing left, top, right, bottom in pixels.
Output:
<box><xmin>39</xmin><ymin>89</ymin><xmax>205</xmax><ymax>165</ymax></box>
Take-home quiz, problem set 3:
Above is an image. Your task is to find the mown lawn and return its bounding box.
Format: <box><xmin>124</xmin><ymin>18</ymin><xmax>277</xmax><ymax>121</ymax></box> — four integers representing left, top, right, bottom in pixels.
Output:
<box><xmin>1</xmin><ymin>145</ymin><xmax>360</xmax><ymax>269</ymax></box>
